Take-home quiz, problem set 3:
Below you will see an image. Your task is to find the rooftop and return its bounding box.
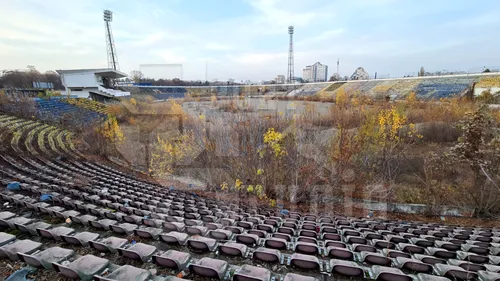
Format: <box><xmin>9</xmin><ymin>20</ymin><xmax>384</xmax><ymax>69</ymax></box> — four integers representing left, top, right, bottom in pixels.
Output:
<box><xmin>56</xmin><ymin>68</ymin><xmax>128</xmax><ymax>79</ymax></box>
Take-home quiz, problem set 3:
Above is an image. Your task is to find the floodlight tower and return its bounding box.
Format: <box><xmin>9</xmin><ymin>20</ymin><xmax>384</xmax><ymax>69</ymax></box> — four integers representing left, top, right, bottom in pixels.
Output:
<box><xmin>104</xmin><ymin>10</ymin><xmax>119</xmax><ymax>70</ymax></box>
<box><xmin>287</xmin><ymin>26</ymin><xmax>294</xmax><ymax>84</ymax></box>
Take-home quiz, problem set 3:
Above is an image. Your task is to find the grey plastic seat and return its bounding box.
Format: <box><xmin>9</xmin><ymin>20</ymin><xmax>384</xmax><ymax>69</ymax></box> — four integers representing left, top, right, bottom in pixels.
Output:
<box><xmin>369</xmin><ymin>265</ymin><xmax>412</xmax><ymax>281</ymax></box>
<box><xmin>18</xmin><ymin>221</ymin><xmax>51</xmax><ymax>236</ymax></box>
<box><xmin>0</xmin><ymin>232</ymin><xmax>15</xmax><ymax>246</ymax></box>
<box><xmin>53</xmin><ymin>254</ymin><xmax>109</xmax><ymax>281</ymax></box>
<box><xmin>134</xmin><ymin>227</ymin><xmax>162</xmax><ymax>240</ymax></box>
<box><xmin>219</xmin><ymin>242</ymin><xmax>248</xmax><ymax>257</ymax></box>
<box><xmin>37</xmin><ymin>226</ymin><xmax>75</xmax><ymax>240</ymax></box>
<box><xmin>89</xmin><ymin>236</ymin><xmax>127</xmax><ymax>253</ymax></box>
<box><xmin>62</xmin><ymin>231</ymin><xmax>100</xmax><ymax>246</ymax></box>
<box><xmin>457</xmin><ymin>250</ymin><xmax>490</xmax><ymax>264</ymax></box>
<box><xmin>153</xmin><ymin>249</ymin><xmax>191</xmax><ymax>270</ymax></box>
<box><xmin>0</xmin><ymin>239</ymin><xmax>42</xmax><ymax>260</ymax></box>
<box><xmin>361</xmin><ymin>252</ymin><xmax>392</xmax><ymax>266</ymax></box>
<box><xmin>18</xmin><ymin>246</ymin><xmax>75</xmax><ymax>269</ymax></box>
<box><xmin>434</xmin><ymin>264</ymin><xmax>477</xmax><ymax>280</ymax></box>
<box><xmin>264</xmin><ymin>238</ymin><xmax>287</xmax><ymax>250</ymax></box>
<box><xmin>110</xmin><ymin>222</ymin><xmax>137</xmax><ymax>235</ymax></box>
<box><xmin>190</xmin><ymin>257</ymin><xmax>228</xmax><ymax>279</ymax></box>
<box><xmin>237</xmin><ymin>233</ymin><xmax>260</xmax><ymax>246</ymax></box>
<box><xmin>329</xmin><ymin>259</ymin><xmax>364</xmax><ymax>277</ymax></box>
<box><xmin>327</xmin><ymin>246</ymin><xmax>354</xmax><ymax>260</ymax></box>
<box><xmin>187</xmin><ymin>236</ymin><xmax>217</xmax><ymax>252</ymax></box>
<box><xmin>290</xmin><ymin>253</ymin><xmax>320</xmax><ymax>270</ymax></box>
<box><xmin>477</xmin><ymin>270</ymin><xmax>500</xmax><ymax>281</ymax></box>
<box><xmin>394</xmin><ymin>257</ymin><xmax>433</xmax><ymax>273</ymax></box>
<box><xmin>209</xmin><ymin>229</ymin><xmax>233</xmax><ymax>240</ymax></box>
<box><xmin>93</xmin><ymin>265</ymin><xmax>152</xmax><ymax>281</ymax></box>
<box><xmin>414</xmin><ymin>273</ymin><xmax>451</xmax><ymax>281</ymax></box>
<box><xmin>253</xmin><ymin>247</ymin><xmax>281</xmax><ymax>263</ymax></box>
<box><xmin>70</xmin><ymin>214</ymin><xmax>97</xmax><ymax>226</ymax></box>
<box><xmin>295</xmin><ymin>242</ymin><xmax>319</xmax><ymax>255</ymax></box>
<box><xmin>163</xmin><ymin>221</ymin><xmax>185</xmax><ymax>232</ymax></box>
<box><xmin>3</xmin><ymin>217</ymin><xmax>34</xmax><ymax>229</ymax></box>
<box><xmin>118</xmin><ymin>242</ymin><xmax>156</xmax><ymax>262</ymax></box>
<box><xmin>233</xmin><ymin>264</ymin><xmax>271</xmax><ymax>281</ymax></box>
<box><xmin>186</xmin><ymin>225</ymin><xmax>208</xmax><ymax>236</ymax></box>
<box><xmin>90</xmin><ymin>219</ymin><xmax>117</xmax><ymax>229</ymax></box>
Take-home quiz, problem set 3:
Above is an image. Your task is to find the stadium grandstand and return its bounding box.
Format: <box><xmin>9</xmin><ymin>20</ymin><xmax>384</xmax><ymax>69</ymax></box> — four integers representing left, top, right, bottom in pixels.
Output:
<box><xmin>125</xmin><ymin>72</ymin><xmax>500</xmax><ymax>101</ymax></box>
<box><xmin>2</xmin><ymin>109</ymin><xmax>500</xmax><ymax>281</ymax></box>
<box><xmin>2</xmin><ymin>70</ymin><xmax>500</xmax><ymax>281</ymax></box>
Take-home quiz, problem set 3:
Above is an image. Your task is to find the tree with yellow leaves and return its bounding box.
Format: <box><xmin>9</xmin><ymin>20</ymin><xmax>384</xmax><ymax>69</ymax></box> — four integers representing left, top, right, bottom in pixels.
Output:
<box><xmin>262</xmin><ymin>128</ymin><xmax>286</xmax><ymax>157</ymax></box>
<box><xmin>129</xmin><ymin>97</ymin><xmax>137</xmax><ymax>107</ymax></box>
<box><xmin>149</xmin><ymin>132</ymin><xmax>197</xmax><ymax>178</ymax></box>
<box><xmin>335</xmin><ymin>88</ymin><xmax>348</xmax><ymax>109</ymax></box>
<box><xmin>98</xmin><ymin>115</ymin><xmax>125</xmax><ymax>145</ymax></box>
<box><xmin>406</xmin><ymin>92</ymin><xmax>417</xmax><ymax>106</ymax></box>
<box><xmin>356</xmin><ymin>106</ymin><xmax>421</xmax><ymax>181</ymax></box>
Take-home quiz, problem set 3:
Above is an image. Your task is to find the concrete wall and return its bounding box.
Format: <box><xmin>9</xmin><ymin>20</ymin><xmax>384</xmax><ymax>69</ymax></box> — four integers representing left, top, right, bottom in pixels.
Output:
<box><xmin>62</xmin><ymin>72</ymin><xmax>99</xmax><ymax>88</ymax></box>
<box><xmin>68</xmin><ymin>89</ymin><xmax>92</xmax><ymax>99</ymax></box>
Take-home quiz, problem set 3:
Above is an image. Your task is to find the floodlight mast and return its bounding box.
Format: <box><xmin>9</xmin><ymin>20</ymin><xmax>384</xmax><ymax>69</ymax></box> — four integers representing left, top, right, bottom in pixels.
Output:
<box><xmin>287</xmin><ymin>26</ymin><xmax>294</xmax><ymax>84</ymax></box>
<box><xmin>104</xmin><ymin>10</ymin><xmax>119</xmax><ymax>71</ymax></box>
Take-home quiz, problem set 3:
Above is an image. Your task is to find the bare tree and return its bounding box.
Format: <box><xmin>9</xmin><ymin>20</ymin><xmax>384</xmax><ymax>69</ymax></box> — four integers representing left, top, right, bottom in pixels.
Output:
<box><xmin>418</xmin><ymin>67</ymin><xmax>425</xmax><ymax>77</ymax></box>
<box><xmin>130</xmin><ymin>70</ymin><xmax>144</xmax><ymax>83</ymax></box>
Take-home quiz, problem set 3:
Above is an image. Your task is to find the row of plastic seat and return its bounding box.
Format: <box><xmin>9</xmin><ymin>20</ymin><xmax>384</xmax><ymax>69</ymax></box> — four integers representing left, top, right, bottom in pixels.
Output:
<box><xmin>1</xmin><ymin>156</ymin><xmax>498</xmax><ymax>280</ymax></box>
<box><xmin>1</xmin><ymin>172</ymin><xmax>498</xmax><ymax>274</ymax></box>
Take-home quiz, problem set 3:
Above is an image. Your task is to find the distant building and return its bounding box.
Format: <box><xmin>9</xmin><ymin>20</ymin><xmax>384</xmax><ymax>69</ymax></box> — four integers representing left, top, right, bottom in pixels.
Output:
<box><xmin>303</xmin><ymin>67</ymin><xmax>312</xmax><ymax>82</ymax></box>
<box><xmin>302</xmin><ymin>62</ymin><xmax>328</xmax><ymax>82</ymax></box>
<box><xmin>275</xmin><ymin>75</ymin><xmax>285</xmax><ymax>84</ymax></box>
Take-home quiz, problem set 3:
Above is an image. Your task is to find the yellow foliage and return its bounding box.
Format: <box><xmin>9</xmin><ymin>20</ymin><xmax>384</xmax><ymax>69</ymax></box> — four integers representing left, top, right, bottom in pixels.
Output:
<box><xmin>220</xmin><ymin>182</ymin><xmax>228</xmax><ymax>191</ymax></box>
<box><xmin>257</xmin><ymin>168</ymin><xmax>264</xmax><ymax>175</ymax></box>
<box><xmin>255</xmin><ymin>184</ymin><xmax>264</xmax><ymax>198</ymax></box>
<box><xmin>149</xmin><ymin>132</ymin><xmax>196</xmax><ymax>177</ymax></box>
<box><xmin>357</xmin><ymin>106</ymin><xmax>419</xmax><ymax>150</ymax></box>
<box><xmin>269</xmin><ymin>199</ymin><xmax>276</xmax><ymax>207</ymax></box>
<box><xmin>247</xmin><ymin>185</ymin><xmax>254</xmax><ymax>193</ymax></box>
<box><xmin>263</xmin><ymin>128</ymin><xmax>286</xmax><ymax>157</ymax></box>
<box><xmin>168</xmin><ymin>100</ymin><xmax>185</xmax><ymax>116</ymax></box>
<box><xmin>107</xmin><ymin>105</ymin><xmax>124</xmax><ymax>116</ymax></box>
<box><xmin>97</xmin><ymin>115</ymin><xmax>125</xmax><ymax>145</ymax></box>
<box><xmin>336</xmin><ymin>88</ymin><xmax>348</xmax><ymax>108</ymax></box>
<box><xmin>406</xmin><ymin>92</ymin><xmax>417</xmax><ymax>105</ymax></box>
<box><xmin>130</xmin><ymin>97</ymin><xmax>137</xmax><ymax>107</ymax></box>
<box><xmin>211</xmin><ymin>95</ymin><xmax>217</xmax><ymax>103</ymax></box>
<box><xmin>476</xmin><ymin>76</ymin><xmax>500</xmax><ymax>88</ymax></box>
<box><xmin>199</xmin><ymin>114</ymin><xmax>206</xmax><ymax>121</ymax></box>
<box><xmin>235</xmin><ymin>179</ymin><xmax>242</xmax><ymax>190</ymax></box>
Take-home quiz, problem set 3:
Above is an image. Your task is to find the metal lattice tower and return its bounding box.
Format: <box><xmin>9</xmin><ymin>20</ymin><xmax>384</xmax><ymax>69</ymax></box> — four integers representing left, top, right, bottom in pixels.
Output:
<box><xmin>104</xmin><ymin>10</ymin><xmax>119</xmax><ymax>70</ymax></box>
<box><xmin>287</xmin><ymin>26</ymin><xmax>294</xmax><ymax>83</ymax></box>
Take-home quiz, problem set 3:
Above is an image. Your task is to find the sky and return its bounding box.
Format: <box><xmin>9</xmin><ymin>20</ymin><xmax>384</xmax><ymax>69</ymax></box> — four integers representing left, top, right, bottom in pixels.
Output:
<box><xmin>1</xmin><ymin>0</ymin><xmax>499</xmax><ymax>81</ymax></box>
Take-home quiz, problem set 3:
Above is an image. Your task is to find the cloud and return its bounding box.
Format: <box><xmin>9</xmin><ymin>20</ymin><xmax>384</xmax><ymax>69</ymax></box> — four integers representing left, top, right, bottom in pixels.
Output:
<box><xmin>132</xmin><ymin>32</ymin><xmax>166</xmax><ymax>46</ymax></box>
<box><xmin>229</xmin><ymin>52</ymin><xmax>287</xmax><ymax>64</ymax></box>
<box><xmin>205</xmin><ymin>43</ymin><xmax>233</xmax><ymax>51</ymax></box>
<box><xmin>0</xmin><ymin>0</ymin><xmax>498</xmax><ymax>81</ymax></box>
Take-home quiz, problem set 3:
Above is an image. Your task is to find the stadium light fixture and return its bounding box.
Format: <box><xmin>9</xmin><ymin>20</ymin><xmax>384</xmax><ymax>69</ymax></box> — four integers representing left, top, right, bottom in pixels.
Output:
<box><xmin>103</xmin><ymin>10</ymin><xmax>113</xmax><ymax>22</ymax></box>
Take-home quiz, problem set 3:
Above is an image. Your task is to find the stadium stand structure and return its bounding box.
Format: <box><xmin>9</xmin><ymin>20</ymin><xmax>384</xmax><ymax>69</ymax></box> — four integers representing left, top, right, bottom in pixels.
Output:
<box><xmin>64</xmin><ymin>98</ymin><xmax>110</xmax><ymax>114</ymax></box>
<box><xmin>1</xmin><ymin>113</ymin><xmax>500</xmax><ymax>281</ymax></box>
<box><xmin>126</xmin><ymin>73</ymin><xmax>500</xmax><ymax>101</ymax></box>
<box><xmin>34</xmin><ymin>97</ymin><xmax>107</xmax><ymax>125</ymax></box>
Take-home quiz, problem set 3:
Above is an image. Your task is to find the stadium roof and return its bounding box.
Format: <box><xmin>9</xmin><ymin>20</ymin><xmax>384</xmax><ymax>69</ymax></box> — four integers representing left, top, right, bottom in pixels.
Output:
<box><xmin>56</xmin><ymin>68</ymin><xmax>128</xmax><ymax>78</ymax></box>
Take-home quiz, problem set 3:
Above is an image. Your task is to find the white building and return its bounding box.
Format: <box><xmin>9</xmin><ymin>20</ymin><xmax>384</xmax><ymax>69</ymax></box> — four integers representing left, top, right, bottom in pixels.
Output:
<box><xmin>303</xmin><ymin>62</ymin><xmax>328</xmax><ymax>82</ymax></box>
<box><xmin>303</xmin><ymin>67</ymin><xmax>312</xmax><ymax>82</ymax></box>
<box><xmin>275</xmin><ymin>75</ymin><xmax>285</xmax><ymax>84</ymax></box>
<box><xmin>56</xmin><ymin>68</ymin><xmax>130</xmax><ymax>101</ymax></box>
